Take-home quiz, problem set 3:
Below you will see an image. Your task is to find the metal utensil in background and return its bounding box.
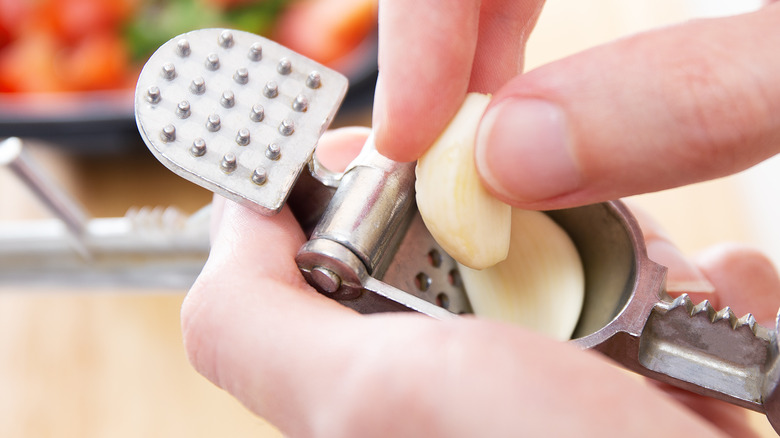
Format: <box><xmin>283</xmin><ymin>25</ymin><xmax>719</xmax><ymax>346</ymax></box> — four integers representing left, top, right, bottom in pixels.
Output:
<box><xmin>0</xmin><ymin>136</ymin><xmax>210</xmax><ymax>289</ymax></box>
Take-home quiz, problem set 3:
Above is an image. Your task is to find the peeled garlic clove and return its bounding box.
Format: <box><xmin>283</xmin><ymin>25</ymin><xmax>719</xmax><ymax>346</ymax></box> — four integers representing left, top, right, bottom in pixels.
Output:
<box><xmin>415</xmin><ymin>93</ymin><xmax>511</xmax><ymax>270</ymax></box>
<box><xmin>415</xmin><ymin>92</ymin><xmax>584</xmax><ymax>338</ymax></box>
<box><xmin>459</xmin><ymin>209</ymin><xmax>585</xmax><ymax>341</ymax></box>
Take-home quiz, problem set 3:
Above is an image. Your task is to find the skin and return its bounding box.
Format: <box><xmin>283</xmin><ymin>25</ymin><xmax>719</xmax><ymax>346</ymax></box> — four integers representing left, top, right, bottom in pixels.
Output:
<box><xmin>183</xmin><ymin>1</ymin><xmax>780</xmax><ymax>435</ymax></box>
<box><xmin>373</xmin><ymin>1</ymin><xmax>780</xmax><ymax>210</ymax></box>
<box><xmin>183</xmin><ymin>129</ymin><xmax>780</xmax><ymax>437</ymax></box>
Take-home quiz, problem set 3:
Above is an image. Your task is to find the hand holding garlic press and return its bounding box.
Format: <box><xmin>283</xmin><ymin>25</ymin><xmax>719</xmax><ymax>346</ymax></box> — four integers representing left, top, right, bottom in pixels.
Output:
<box><xmin>182</xmin><ymin>131</ymin><xmax>780</xmax><ymax>436</ymax></box>
<box><xmin>133</xmin><ymin>0</ymin><xmax>780</xmax><ymax>429</ymax></box>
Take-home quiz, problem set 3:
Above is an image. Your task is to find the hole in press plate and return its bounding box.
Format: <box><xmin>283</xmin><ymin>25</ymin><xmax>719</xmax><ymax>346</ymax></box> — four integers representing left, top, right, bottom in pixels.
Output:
<box><xmin>436</xmin><ymin>293</ymin><xmax>450</xmax><ymax>309</ymax></box>
<box><xmin>427</xmin><ymin>249</ymin><xmax>442</xmax><ymax>268</ymax></box>
<box><xmin>415</xmin><ymin>272</ymin><xmax>432</xmax><ymax>292</ymax></box>
<box><xmin>447</xmin><ymin>269</ymin><xmax>462</xmax><ymax>288</ymax></box>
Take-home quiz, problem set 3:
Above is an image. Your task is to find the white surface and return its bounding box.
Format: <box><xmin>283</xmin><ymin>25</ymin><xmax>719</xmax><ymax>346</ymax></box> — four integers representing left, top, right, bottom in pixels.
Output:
<box><xmin>686</xmin><ymin>0</ymin><xmax>763</xmax><ymax>17</ymax></box>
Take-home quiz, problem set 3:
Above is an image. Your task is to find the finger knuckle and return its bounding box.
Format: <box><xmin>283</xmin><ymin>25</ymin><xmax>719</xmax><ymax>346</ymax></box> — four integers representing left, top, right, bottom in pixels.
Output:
<box><xmin>180</xmin><ymin>276</ymin><xmax>218</xmax><ymax>383</ymax></box>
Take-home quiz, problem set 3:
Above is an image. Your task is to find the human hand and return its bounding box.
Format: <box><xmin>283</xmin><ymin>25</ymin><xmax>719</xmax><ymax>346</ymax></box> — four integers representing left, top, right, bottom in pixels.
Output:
<box><xmin>373</xmin><ymin>0</ymin><xmax>546</xmax><ymax>163</ymax></box>
<box><xmin>182</xmin><ymin>128</ymin><xmax>780</xmax><ymax>437</ymax></box>
<box><xmin>373</xmin><ymin>1</ymin><xmax>780</xmax><ymax>210</ymax></box>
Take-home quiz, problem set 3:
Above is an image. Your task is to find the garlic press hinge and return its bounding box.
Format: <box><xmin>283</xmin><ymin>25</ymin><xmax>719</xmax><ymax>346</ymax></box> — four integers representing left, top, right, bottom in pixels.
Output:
<box><xmin>294</xmin><ymin>140</ymin><xmax>472</xmax><ymax>318</ymax></box>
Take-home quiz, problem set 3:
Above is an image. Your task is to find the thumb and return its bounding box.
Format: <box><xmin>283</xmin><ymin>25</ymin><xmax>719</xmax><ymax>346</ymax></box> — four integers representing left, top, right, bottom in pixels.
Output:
<box><xmin>475</xmin><ymin>4</ymin><xmax>780</xmax><ymax>209</ymax></box>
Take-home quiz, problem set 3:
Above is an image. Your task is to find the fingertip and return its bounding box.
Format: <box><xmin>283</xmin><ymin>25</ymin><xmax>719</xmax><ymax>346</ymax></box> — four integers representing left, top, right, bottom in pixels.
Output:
<box><xmin>315</xmin><ymin>126</ymin><xmax>372</xmax><ymax>171</ymax></box>
<box><xmin>373</xmin><ymin>0</ymin><xmax>479</xmax><ymax>162</ymax></box>
<box><xmin>645</xmin><ymin>238</ymin><xmax>716</xmax><ymax>301</ymax></box>
<box><xmin>373</xmin><ymin>126</ymin><xmax>432</xmax><ymax>162</ymax></box>
<box><xmin>695</xmin><ymin>243</ymin><xmax>780</xmax><ymax>327</ymax></box>
<box><xmin>372</xmin><ymin>78</ymin><xmax>449</xmax><ymax>162</ymax></box>
<box><xmin>371</xmin><ymin>75</ymin><xmax>414</xmax><ymax>161</ymax></box>
<box><xmin>625</xmin><ymin>202</ymin><xmax>716</xmax><ymax>301</ymax></box>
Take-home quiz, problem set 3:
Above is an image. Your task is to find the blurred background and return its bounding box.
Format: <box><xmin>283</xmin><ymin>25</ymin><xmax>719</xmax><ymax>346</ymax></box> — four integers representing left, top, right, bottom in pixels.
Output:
<box><xmin>1</xmin><ymin>0</ymin><xmax>777</xmax><ymax>436</ymax></box>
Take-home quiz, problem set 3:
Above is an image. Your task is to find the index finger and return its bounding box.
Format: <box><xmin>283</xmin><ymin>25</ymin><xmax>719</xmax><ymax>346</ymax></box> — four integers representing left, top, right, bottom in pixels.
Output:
<box><xmin>372</xmin><ymin>0</ymin><xmax>479</xmax><ymax>162</ymax></box>
<box><xmin>474</xmin><ymin>4</ymin><xmax>780</xmax><ymax>209</ymax></box>
<box><xmin>373</xmin><ymin>0</ymin><xmax>545</xmax><ymax>162</ymax></box>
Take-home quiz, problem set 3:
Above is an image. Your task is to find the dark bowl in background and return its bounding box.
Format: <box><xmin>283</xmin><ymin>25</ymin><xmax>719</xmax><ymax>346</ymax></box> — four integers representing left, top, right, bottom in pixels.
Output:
<box><xmin>0</xmin><ymin>30</ymin><xmax>378</xmax><ymax>154</ymax></box>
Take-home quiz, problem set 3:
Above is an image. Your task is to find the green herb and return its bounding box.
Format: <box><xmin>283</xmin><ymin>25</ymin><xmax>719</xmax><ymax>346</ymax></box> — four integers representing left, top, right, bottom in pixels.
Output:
<box><xmin>123</xmin><ymin>0</ymin><xmax>290</xmax><ymax>62</ymax></box>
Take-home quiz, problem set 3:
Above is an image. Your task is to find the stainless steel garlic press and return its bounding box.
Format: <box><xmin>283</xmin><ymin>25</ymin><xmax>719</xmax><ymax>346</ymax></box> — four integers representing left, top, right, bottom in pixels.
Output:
<box><xmin>134</xmin><ymin>28</ymin><xmax>780</xmax><ymax>433</ymax></box>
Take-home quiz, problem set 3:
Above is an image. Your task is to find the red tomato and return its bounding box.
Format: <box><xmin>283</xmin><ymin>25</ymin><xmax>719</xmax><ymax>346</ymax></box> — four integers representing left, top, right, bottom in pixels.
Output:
<box><xmin>0</xmin><ymin>0</ymin><xmax>33</xmax><ymax>47</ymax></box>
<box><xmin>59</xmin><ymin>31</ymin><xmax>131</xmax><ymax>91</ymax></box>
<box><xmin>0</xmin><ymin>32</ymin><xmax>64</xmax><ymax>92</ymax></box>
<box><xmin>275</xmin><ymin>0</ymin><xmax>377</xmax><ymax>66</ymax></box>
<box><xmin>37</xmin><ymin>0</ymin><xmax>139</xmax><ymax>44</ymax></box>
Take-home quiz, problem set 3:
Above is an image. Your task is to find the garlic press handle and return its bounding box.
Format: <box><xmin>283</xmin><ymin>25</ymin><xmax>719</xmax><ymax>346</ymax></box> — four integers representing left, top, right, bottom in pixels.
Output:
<box><xmin>636</xmin><ymin>295</ymin><xmax>780</xmax><ymax>431</ymax></box>
<box><xmin>580</xmin><ymin>260</ymin><xmax>780</xmax><ymax>433</ymax></box>
<box><xmin>553</xmin><ymin>202</ymin><xmax>780</xmax><ymax>433</ymax></box>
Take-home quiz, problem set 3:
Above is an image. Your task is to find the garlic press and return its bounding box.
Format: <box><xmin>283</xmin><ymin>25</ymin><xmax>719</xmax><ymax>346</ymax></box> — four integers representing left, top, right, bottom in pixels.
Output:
<box><xmin>134</xmin><ymin>28</ymin><xmax>780</xmax><ymax>433</ymax></box>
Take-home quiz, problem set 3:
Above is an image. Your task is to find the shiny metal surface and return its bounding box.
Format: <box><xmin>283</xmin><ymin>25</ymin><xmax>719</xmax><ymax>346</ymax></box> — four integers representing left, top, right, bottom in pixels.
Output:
<box><xmin>130</xmin><ymin>27</ymin><xmax>780</xmax><ymax>434</ymax></box>
<box><xmin>550</xmin><ymin>201</ymin><xmax>780</xmax><ymax>432</ymax></box>
<box><xmin>134</xmin><ymin>28</ymin><xmax>348</xmax><ymax>216</ymax></box>
<box><xmin>307</xmin><ymin>149</ymin><xmax>415</xmax><ymax>274</ymax></box>
<box><xmin>0</xmin><ymin>137</ymin><xmax>91</xmax><ymax>258</ymax></box>
<box><xmin>0</xmin><ymin>138</ymin><xmax>210</xmax><ymax>288</ymax></box>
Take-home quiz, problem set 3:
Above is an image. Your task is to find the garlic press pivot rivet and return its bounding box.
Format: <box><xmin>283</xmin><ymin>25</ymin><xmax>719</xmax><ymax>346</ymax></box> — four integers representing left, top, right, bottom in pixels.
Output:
<box><xmin>277</xmin><ymin>58</ymin><xmax>292</xmax><ymax>75</ymax></box>
<box><xmin>176</xmin><ymin>100</ymin><xmax>191</xmax><ymax>119</ymax></box>
<box><xmin>220</xmin><ymin>90</ymin><xmax>235</xmax><ymax>108</ymax></box>
<box><xmin>265</xmin><ymin>143</ymin><xmax>281</xmax><ymax>160</ymax></box>
<box><xmin>292</xmin><ymin>94</ymin><xmax>308</xmax><ymax>112</ymax></box>
<box><xmin>249</xmin><ymin>104</ymin><xmax>265</xmax><ymax>122</ymax></box>
<box><xmin>146</xmin><ymin>86</ymin><xmax>161</xmax><ymax>103</ymax></box>
<box><xmin>205</xmin><ymin>53</ymin><xmax>220</xmax><ymax>70</ymax></box>
<box><xmin>233</xmin><ymin>68</ymin><xmax>249</xmax><ymax>84</ymax></box>
<box><xmin>248</xmin><ymin>42</ymin><xmax>262</xmax><ymax>61</ymax></box>
<box><xmin>251</xmin><ymin>167</ymin><xmax>268</xmax><ymax>185</ymax></box>
<box><xmin>236</xmin><ymin>128</ymin><xmax>250</xmax><ymax>146</ymax></box>
<box><xmin>220</xmin><ymin>153</ymin><xmax>237</xmax><ymax>173</ymax></box>
<box><xmin>176</xmin><ymin>39</ymin><xmax>191</xmax><ymax>57</ymax></box>
<box><xmin>278</xmin><ymin>119</ymin><xmax>294</xmax><ymax>136</ymax></box>
<box><xmin>190</xmin><ymin>138</ymin><xmax>207</xmax><ymax>157</ymax></box>
<box><xmin>311</xmin><ymin>266</ymin><xmax>341</xmax><ymax>294</ymax></box>
<box><xmin>206</xmin><ymin>114</ymin><xmax>221</xmax><ymax>132</ymax></box>
<box><xmin>306</xmin><ymin>71</ymin><xmax>321</xmax><ymax>89</ymax></box>
<box><xmin>161</xmin><ymin>62</ymin><xmax>176</xmax><ymax>80</ymax></box>
<box><xmin>218</xmin><ymin>30</ymin><xmax>234</xmax><ymax>48</ymax></box>
<box><xmin>190</xmin><ymin>77</ymin><xmax>205</xmax><ymax>94</ymax></box>
<box><xmin>160</xmin><ymin>124</ymin><xmax>176</xmax><ymax>142</ymax></box>
<box><xmin>263</xmin><ymin>81</ymin><xmax>278</xmax><ymax>98</ymax></box>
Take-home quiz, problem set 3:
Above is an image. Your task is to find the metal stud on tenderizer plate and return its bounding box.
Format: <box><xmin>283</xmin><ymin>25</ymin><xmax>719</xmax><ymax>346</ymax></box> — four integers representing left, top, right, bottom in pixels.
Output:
<box><xmin>135</xmin><ymin>28</ymin><xmax>348</xmax><ymax>215</ymax></box>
